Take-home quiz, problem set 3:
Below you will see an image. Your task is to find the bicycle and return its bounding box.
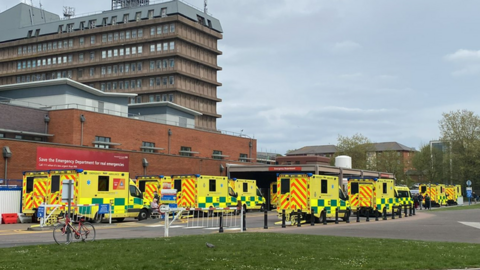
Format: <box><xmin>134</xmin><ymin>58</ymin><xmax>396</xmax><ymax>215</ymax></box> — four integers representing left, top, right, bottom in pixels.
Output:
<box><xmin>53</xmin><ymin>212</ymin><xmax>96</xmax><ymax>245</ymax></box>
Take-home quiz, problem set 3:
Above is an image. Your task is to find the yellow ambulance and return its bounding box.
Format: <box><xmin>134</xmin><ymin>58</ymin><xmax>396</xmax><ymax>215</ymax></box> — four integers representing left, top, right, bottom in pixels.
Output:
<box><xmin>136</xmin><ymin>175</ymin><xmax>173</xmax><ymax>207</ymax></box>
<box><xmin>419</xmin><ymin>184</ymin><xmax>447</xmax><ymax>207</ymax></box>
<box><xmin>394</xmin><ymin>186</ymin><xmax>413</xmax><ymax>209</ymax></box>
<box><xmin>229</xmin><ymin>178</ymin><xmax>265</xmax><ymax>212</ymax></box>
<box><xmin>347</xmin><ymin>177</ymin><xmax>396</xmax><ymax>216</ymax></box>
<box><xmin>270</xmin><ymin>181</ymin><xmax>278</xmax><ymax>210</ymax></box>
<box><xmin>445</xmin><ymin>184</ymin><xmax>462</xmax><ymax>205</ymax></box>
<box><xmin>277</xmin><ymin>173</ymin><xmax>350</xmax><ymax>224</ymax></box>
<box><xmin>173</xmin><ymin>174</ymin><xmax>238</xmax><ymax>211</ymax></box>
<box><xmin>22</xmin><ymin>170</ymin><xmax>50</xmax><ymax>219</ymax></box>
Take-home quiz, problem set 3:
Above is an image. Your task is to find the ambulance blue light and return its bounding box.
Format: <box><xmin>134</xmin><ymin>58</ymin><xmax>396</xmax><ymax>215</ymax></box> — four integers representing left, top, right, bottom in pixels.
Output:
<box><xmin>76</xmin><ymin>169</ymin><xmax>84</xmax><ymax>173</ymax></box>
<box><xmin>307</xmin><ymin>173</ymin><xmax>313</xmax><ymax>177</ymax></box>
<box><xmin>195</xmin><ymin>174</ymin><xmax>201</xmax><ymax>177</ymax></box>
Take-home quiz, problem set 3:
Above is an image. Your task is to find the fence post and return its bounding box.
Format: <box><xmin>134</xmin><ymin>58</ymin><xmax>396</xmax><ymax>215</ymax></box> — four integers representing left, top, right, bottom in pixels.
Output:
<box><xmin>281</xmin><ymin>209</ymin><xmax>286</xmax><ymax>228</ymax></box>
<box><xmin>375</xmin><ymin>206</ymin><xmax>379</xmax><ymax>221</ymax></box>
<box><xmin>335</xmin><ymin>208</ymin><xmax>339</xmax><ymax>224</ymax></box>
<box><xmin>356</xmin><ymin>208</ymin><xmax>360</xmax><ymax>223</ymax></box>
<box><xmin>219</xmin><ymin>212</ymin><xmax>224</xmax><ymax>233</ymax></box>
<box><xmin>409</xmin><ymin>204</ymin><xmax>412</xmax><ymax>216</ymax></box>
<box><xmin>263</xmin><ymin>207</ymin><xmax>268</xmax><ymax>229</ymax></box>
<box><xmin>311</xmin><ymin>209</ymin><xmax>315</xmax><ymax>226</ymax></box>
<box><xmin>242</xmin><ymin>206</ymin><xmax>247</xmax><ymax>231</ymax></box>
<box><xmin>398</xmin><ymin>206</ymin><xmax>402</xmax><ymax>219</ymax></box>
<box><xmin>392</xmin><ymin>206</ymin><xmax>395</xmax><ymax>220</ymax></box>
<box><xmin>413</xmin><ymin>204</ymin><xmax>416</xmax><ymax>216</ymax></box>
<box><xmin>297</xmin><ymin>209</ymin><xmax>301</xmax><ymax>227</ymax></box>
<box><xmin>383</xmin><ymin>207</ymin><xmax>387</xmax><ymax>220</ymax></box>
<box><xmin>346</xmin><ymin>209</ymin><xmax>350</xmax><ymax>223</ymax></box>
<box><xmin>322</xmin><ymin>209</ymin><xmax>327</xmax><ymax>225</ymax></box>
<box><xmin>404</xmin><ymin>205</ymin><xmax>408</xmax><ymax>218</ymax></box>
<box><xmin>366</xmin><ymin>209</ymin><xmax>370</xmax><ymax>222</ymax></box>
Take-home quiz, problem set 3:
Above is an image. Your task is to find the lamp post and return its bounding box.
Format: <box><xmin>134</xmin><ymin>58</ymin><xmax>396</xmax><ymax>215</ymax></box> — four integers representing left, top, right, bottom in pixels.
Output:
<box><xmin>168</xmin><ymin>129</ymin><xmax>172</xmax><ymax>154</ymax></box>
<box><xmin>80</xmin><ymin>114</ymin><xmax>86</xmax><ymax>146</ymax></box>
<box><xmin>142</xmin><ymin>158</ymin><xmax>148</xmax><ymax>175</ymax></box>
<box><xmin>3</xmin><ymin>146</ymin><xmax>12</xmax><ymax>184</ymax></box>
<box><xmin>44</xmin><ymin>114</ymin><xmax>50</xmax><ymax>134</ymax></box>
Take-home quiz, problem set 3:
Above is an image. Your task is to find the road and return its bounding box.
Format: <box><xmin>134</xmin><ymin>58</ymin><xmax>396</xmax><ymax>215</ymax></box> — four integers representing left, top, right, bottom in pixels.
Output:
<box><xmin>1</xmin><ymin>208</ymin><xmax>480</xmax><ymax>248</ymax></box>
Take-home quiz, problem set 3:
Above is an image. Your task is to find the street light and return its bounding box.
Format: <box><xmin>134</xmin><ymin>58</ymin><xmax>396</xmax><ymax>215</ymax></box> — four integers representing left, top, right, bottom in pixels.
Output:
<box><xmin>3</xmin><ymin>146</ymin><xmax>12</xmax><ymax>184</ymax></box>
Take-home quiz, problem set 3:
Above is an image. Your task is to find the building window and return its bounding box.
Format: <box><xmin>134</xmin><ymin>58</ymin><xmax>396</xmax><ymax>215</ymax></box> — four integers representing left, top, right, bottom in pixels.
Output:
<box><xmin>79</xmin><ymin>37</ymin><xmax>84</xmax><ymax>46</ymax></box>
<box><xmin>170</xmin><ymin>23</ymin><xmax>175</xmax><ymax>33</ymax></box>
<box><xmin>67</xmin><ymin>24</ymin><xmax>74</xmax><ymax>33</ymax></box>
<box><xmin>161</xmin><ymin>8</ymin><xmax>167</xmax><ymax>17</ymax></box>
<box><xmin>138</xmin><ymin>46</ymin><xmax>143</xmax><ymax>54</ymax></box>
<box><xmin>114</xmin><ymin>32</ymin><xmax>118</xmax><ymax>41</ymax></box>
<box><xmin>102</xmin><ymin>18</ymin><xmax>107</xmax><ymax>27</ymax></box>
<box><xmin>90</xmin><ymin>68</ymin><xmax>95</xmax><ymax>76</ymax></box>
<box><xmin>213</xmin><ymin>150</ymin><xmax>223</xmax><ymax>160</ymax></box>
<box><xmin>94</xmin><ymin>136</ymin><xmax>111</xmax><ymax>148</ymax></box>
<box><xmin>164</xmin><ymin>25</ymin><xmax>169</xmax><ymax>33</ymax></box>
<box><xmin>157</xmin><ymin>26</ymin><xmax>162</xmax><ymax>35</ymax></box>
<box><xmin>89</xmin><ymin>20</ymin><xmax>96</xmax><ymax>29</ymax></box>
<box><xmin>150</xmin><ymin>61</ymin><xmax>155</xmax><ymax>70</ymax></box>
<box><xmin>91</xmin><ymin>36</ymin><xmax>95</xmax><ymax>44</ymax></box>
<box><xmin>180</xmin><ymin>146</ymin><xmax>192</xmax><ymax>156</ymax></box>
<box><xmin>148</xmin><ymin>10</ymin><xmax>154</xmax><ymax>19</ymax></box>
<box><xmin>149</xmin><ymin>78</ymin><xmax>154</xmax><ymax>87</ymax></box>
<box><xmin>80</xmin><ymin>22</ymin><xmax>85</xmax><ymax>30</ymax></box>
<box><xmin>169</xmin><ymin>42</ymin><xmax>175</xmax><ymax>50</ymax></box>
<box><xmin>239</xmin><ymin>153</ymin><xmax>248</xmax><ymax>162</ymax></box>
<box><xmin>138</xmin><ymin>29</ymin><xmax>143</xmax><ymax>38</ymax></box>
<box><xmin>111</xmin><ymin>16</ymin><xmax>117</xmax><ymax>25</ymax></box>
<box><xmin>135</xmin><ymin>12</ymin><xmax>141</xmax><ymax>21</ymax></box>
<box><xmin>169</xmin><ymin>76</ymin><xmax>175</xmax><ymax>85</ymax></box>
<box><xmin>102</xmin><ymin>34</ymin><xmax>107</xmax><ymax>43</ymax></box>
<box><xmin>58</xmin><ymin>25</ymin><xmax>63</xmax><ymax>33</ymax></box>
<box><xmin>150</xmin><ymin>27</ymin><xmax>155</xmax><ymax>36</ymax></box>
<box><xmin>137</xmin><ymin>62</ymin><xmax>142</xmax><ymax>71</ymax></box>
<box><xmin>90</xmin><ymin>52</ymin><xmax>95</xmax><ymax>60</ymax></box>
<box><xmin>141</xmin><ymin>142</ymin><xmax>156</xmax><ymax>153</ymax></box>
<box><xmin>123</xmin><ymin>14</ymin><xmax>129</xmax><ymax>23</ymax></box>
<box><xmin>108</xmin><ymin>33</ymin><xmax>113</xmax><ymax>42</ymax></box>
<box><xmin>169</xmin><ymin>94</ymin><xmax>174</xmax><ymax>102</ymax></box>
<box><xmin>102</xmin><ymin>51</ymin><xmax>106</xmax><ymax>59</ymax></box>
<box><xmin>132</xmin><ymin>30</ymin><xmax>137</xmax><ymax>39</ymax></box>
<box><xmin>136</xmin><ymin>96</ymin><xmax>141</xmax><ymax>103</ymax></box>
<box><xmin>169</xmin><ymin>59</ymin><xmax>175</xmax><ymax>67</ymax></box>
<box><xmin>126</xmin><ymin>48</ymin><xmax>130</xmax><ymax>55</ymax></box>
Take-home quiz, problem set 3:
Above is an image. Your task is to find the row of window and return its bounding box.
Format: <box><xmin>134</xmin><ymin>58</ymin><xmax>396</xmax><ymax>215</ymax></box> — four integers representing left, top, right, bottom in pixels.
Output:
<box><xmin>17</xmin><ymin>55</ymin><xmax>74</xmax><ymax>70</ymax></box>
<box><xmin>16</xmin><ymin>71</ymin><xmax>72</xmax><ymax>83</ymax></box>
<box><xmin>100</xmin><ymin>76</ymin><xmax>175</xmax><ymax>92</ymax></box>
<box><xmin>17</xmin><ymin>39</ymin><xmax>74</xmax><ymax>55</ymax></box>
<box><xmin>129</xmin><ymin>93</ymin><xmax>175</xmax><ymax>105</ymax></box>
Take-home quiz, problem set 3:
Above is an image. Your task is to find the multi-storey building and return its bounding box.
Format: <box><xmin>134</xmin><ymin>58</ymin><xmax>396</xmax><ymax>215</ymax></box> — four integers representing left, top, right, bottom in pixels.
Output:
<box><xmin>0</xmin><ymin>0</ymin><xmax>222</xmax><ymax>130</ymax></box>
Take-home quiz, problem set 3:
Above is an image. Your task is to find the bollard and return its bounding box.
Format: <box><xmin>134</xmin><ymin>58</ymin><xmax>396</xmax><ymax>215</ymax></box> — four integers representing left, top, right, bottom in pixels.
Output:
<box><xmin>311</xmin><ymin>209</ymin><xmax>315</xmax><ymax>226</ymax></box>
<box><xmin>219</xmin><ymin>213</ymin><xmax>224</xmax><ymax>233</ymax></box>
<box><xmin>413</xmin><ymin>205</ymin><xmax>416</xmax><ymax>216</ymax></box>
<box><xmin>346</xmin><ymin>209</ymin><xmax>350</xmax><ymax>223</ymax></box>
<box><xmin>409</xmin><ymin>204</ymin><xmax>412</xmax><ymax>216</ymax></box>
<box><xmin>264</xmin><ymin>207</ymin><xmax>268</xmax><ymax>229</ymax></box>
<box><xmin>281</xmin><ymin>209</ymin><xmax>286</xmax><ymax>228</ymax></box>
<box><xmin>398</xmin><ymin>206</ymin><xmax>402</xmax><ymax>219</ymax></box>
<box><xmin>356</xmin><ymin>208</ymin><xmax>360</xmax><ymax>223</ymax></box>
<box><xmin>322</xmin><ymin>209</ymin><xmax>327</xmax><ymax>225</ymax></box>
<box><xmin>375</xmin><ymin>206</ymin><xmax>379</xmax><ymax>221</ymax></box>
<box><xmin>242</xmin><ymin>207</ymin><xmax>247</xmax><ymax>231</ymax></box>
<box><xmin>392</xmin><ymin>206</ymin><xmax>395</xmax><ymax>220</ymax></box>
<box><xmin>366</xmin><ymin>209</ymin><xmax>370</xmax><ymax>222</ymax></box>
<box><xmin>382</xmin><ymin>207</ymin><xmax>387</xmax><ymax>220</ymax></box>
<box><xmin>297</xmin><ymin>209</ymin><xmax>301</xmax><ymax>227</ymax></box>
<box><xmin>404</xmin><ymin>205</ymin><xmax>408</xmax><ymax>218</ymax></box>
<box><xmin>335</xmin><ymin>208</ymin><xmax>339</xmax><ymax>224</ymax></box>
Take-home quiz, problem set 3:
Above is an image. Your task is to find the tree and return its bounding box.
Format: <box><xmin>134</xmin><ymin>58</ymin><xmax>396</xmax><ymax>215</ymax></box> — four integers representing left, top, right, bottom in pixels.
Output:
<box><xmin>439</xmin><ymin>109</ymin><xmax>480</xmax><ymax>187</ymax></box>
<box><xmin>376</xmin><ymin>150</ymin><xmax>408</xmax><ymax>185</ymax></box>
<box><xmin>411</xmin><ymin>144</ymin><xmax>445</xmax><ymax>184</ymax></box>
<box><xmin>334</xmin><ymin>133</ymin><xmax>374</xmax><ymax>170</ymax></box>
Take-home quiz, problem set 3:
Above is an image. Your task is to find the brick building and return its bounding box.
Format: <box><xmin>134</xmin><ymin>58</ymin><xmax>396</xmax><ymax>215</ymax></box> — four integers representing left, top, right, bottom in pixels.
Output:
<box><xmin>0</xmin><ymin>0</ymin><xmax>222</xmax><ymax>130</ymax></box>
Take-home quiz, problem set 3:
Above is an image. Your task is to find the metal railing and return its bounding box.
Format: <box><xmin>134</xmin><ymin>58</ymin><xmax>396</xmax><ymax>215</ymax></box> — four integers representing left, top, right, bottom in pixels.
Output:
<box><xmin>0</xmin><ymin>179</ymin><xmax>22</xmax><ymax>187</ymax></box>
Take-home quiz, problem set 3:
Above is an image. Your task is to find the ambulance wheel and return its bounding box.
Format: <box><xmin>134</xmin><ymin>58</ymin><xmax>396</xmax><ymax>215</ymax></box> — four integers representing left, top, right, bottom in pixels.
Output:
<box><xmin>91</xmin><ymin>213</ymin><xmax>103</xmax><ymax>224</ymax></box>
<box><xmin>138</xmin><ymin>210</ymin><xmax>149</xmax><ymax>221</ymax></box>
<box><xmin>115</xmin><ymin>218</ymin><xmax>125</xmax><ymax>222</ymax></box>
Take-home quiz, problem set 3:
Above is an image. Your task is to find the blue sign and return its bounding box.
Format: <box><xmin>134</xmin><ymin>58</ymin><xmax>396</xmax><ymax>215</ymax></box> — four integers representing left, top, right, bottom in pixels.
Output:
<box><xmin>37</xmin><ymin>206</ymin><xmax>45</xmax><ymax>218</ymax></box>
<box><xmin>87</xmin><ymin>180</ymin><xmax>91</xmax><ymax>185</ymax></box>
<box><xmin>161</xmin><ymin>195</ymin><xmax>176</xmax><ymax>201</ymax></box>
<box><xmin>467</xmin><ymin>189</ymin><xmax>473</xmax><ymax>198</ymax></box>
<box><xmin>168</xmin><ymin>203</ymin><xmax>177</xmax><ymax>208</ymax></box>
<box><xmin>98</xmin><ymin>204</ymin><xmax>110</xmax><ymax>214</ymax></box>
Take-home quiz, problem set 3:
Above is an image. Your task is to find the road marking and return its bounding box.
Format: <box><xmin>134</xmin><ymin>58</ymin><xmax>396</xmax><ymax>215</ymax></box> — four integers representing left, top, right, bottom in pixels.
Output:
<box><xmin>184</xmin><ymin>226</ymin><xmax>205</xmax><ymax>229</ymax></box>
<box><xmin>459</xmin><ymin>221</ymin><xmax>480</xmax><ymax>229</ymax></box>
<box><xmin>146</xmin><ymin>225</ymin><xmax>164</xmax><ymax>228</ymax></box>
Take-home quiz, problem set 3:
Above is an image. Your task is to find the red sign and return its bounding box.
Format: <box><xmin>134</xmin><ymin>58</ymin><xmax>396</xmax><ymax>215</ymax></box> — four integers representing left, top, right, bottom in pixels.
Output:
<box><xmin>268</xmin><ymin>167</ymin><xmax>302</xmax><ymax>171</ymax></box>
<box><xmin>36</xmin><ymin>147</ymin><xmax>129</xmax><ymax>172</ymax></box>
<box><xmin>113</xmin><ymin>178</ymin><xmax>125</xmax><ymax>190</ymax></box>
<box><xmin>380</xmin><ymin>173</ymin><xmax>392</xmax><ymax>178</ymax></box>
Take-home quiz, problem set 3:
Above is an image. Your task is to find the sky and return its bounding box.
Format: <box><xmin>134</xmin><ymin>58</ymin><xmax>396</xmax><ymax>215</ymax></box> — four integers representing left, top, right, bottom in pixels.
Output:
<box><xmin>3</xmin><ymin>0</ymin><xmax>480</xmax><ymax>155</ymax></box>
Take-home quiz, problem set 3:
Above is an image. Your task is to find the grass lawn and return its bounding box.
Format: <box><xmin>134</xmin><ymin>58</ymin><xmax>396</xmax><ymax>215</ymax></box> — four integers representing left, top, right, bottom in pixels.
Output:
<box><xmin>2</xmin><ymin>233</ymin><xmax>480</xmax><ymax>270</ymax></box>
<box><xmin>431</xmin><ymin>203</ymin><xmax>480</xmax><ymax>211</ymax></box>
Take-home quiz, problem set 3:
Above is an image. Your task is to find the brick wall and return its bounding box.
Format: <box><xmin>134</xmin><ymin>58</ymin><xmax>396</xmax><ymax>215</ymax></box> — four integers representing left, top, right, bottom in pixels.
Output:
<box><xmin>0</xmin><ymin>139</ymin><xmax>245</xmax><ymax>180</ymax></box>
<box><xmin>0</xmin><ymin>103</ymin><xmax>47</xmax><ymax>133</ymax></box>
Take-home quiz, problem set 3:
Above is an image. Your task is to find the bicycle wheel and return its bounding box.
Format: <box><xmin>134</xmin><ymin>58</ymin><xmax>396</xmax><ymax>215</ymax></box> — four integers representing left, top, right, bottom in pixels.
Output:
<box><xmin>80</xmin><ymin>222</ymin><xmax>96</xmax><ymax>242</ymax></box>
<box><xmin>53</xmin><ymin>223</ymin><xmax>72</xmax><ymax>245</ymax></box>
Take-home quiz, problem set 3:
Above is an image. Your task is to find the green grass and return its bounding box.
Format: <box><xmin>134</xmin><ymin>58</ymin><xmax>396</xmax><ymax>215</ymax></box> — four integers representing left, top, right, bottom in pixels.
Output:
<box><xmin>430</xmin><ymin>202</ymin><xmax>480</xmax><ymax>211</ymax></box>
<box><xmin>2</xmin><ymin>233</ymin><xmax>480</xmax><ymax>270</ymax></box>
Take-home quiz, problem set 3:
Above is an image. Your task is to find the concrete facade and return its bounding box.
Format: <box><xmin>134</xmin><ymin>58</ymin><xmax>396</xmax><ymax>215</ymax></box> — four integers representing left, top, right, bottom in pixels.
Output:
<box><xmin>0</xmin><ymin>1</ymin><xmax>222</xmax><ymax>130</ymax></box>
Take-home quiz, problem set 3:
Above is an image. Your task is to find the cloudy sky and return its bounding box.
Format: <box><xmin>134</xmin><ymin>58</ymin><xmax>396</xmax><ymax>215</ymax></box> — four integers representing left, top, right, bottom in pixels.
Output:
<box><xmin>4</xmin><ymin>0</ymin><xmax>480</xmax><ymax>154</ymax></box>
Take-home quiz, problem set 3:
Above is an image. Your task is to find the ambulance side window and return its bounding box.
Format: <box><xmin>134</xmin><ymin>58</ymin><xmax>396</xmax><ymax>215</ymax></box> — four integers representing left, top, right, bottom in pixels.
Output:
<box><xmin>383</xmin><ymin>183</ymin><xmax>387</xmax><ymax>194</ymax></box>
<box><xmin>26</xmin><ymin>177</ymin><xmax>34</xmax><ymax>193</ymax></box>
<box><xmin>174</xmin><ymin>180</ymin><xmax>182</xmax><ymax>192</ymax></box>
<box><xmin>257</xmin><ymin>188</ymin><xmax>263</xmax><ymax>197</ymax></box>
<box><xmin>321</xmin><ymin>180</ymin><xmax>328</xmax><ymax>194</ymax></box>
<box><xmin>281</xmin><ymin>178</ymin><xmax>290</xmax><ymax>194</ymax></box>
<box><xmin>51</xmin><ymin>175</ymin><xmax>60</xmax><ymax>193</ymax></box>
<box><xmin>138</xmin><ymin>181</ymin><xmax>146</xmax><ymax>192</ymax></box>
<box><xmin>228</xmin><ymin>187</ymin><xmax>237</xmax><ymax>197</ymax></box>
<box><xmin>339</xmin><ymin>189</ymin><xmax>347</xmax><ymax>201</ymax></box>
<box><xmin>209</xmin><ymin>179</ymin><xmax>216</xmax><ymax>192</ymax></box>
<box><xmin>243</xmin><ymin>183</ymin><xmax>248</xmax><ymax>192</ymax></box>
<box><xmin>272</xmin><ymin>184</ymin><xmax>277</xmax><ymax>194</ymax></box>
<box><xmin>98</xmin><ymin>176</ymin><xmax>109</xmax><ymax>191</ymax></box>
<box><xmin>351</xmin><ymin>182</ymin><xmax>359</xmax><ymax>194</ymax></box>
<box><xmin>129</xmin><ymin>185</ymin><xmax>141</xmax><ymax>198</ymax></box>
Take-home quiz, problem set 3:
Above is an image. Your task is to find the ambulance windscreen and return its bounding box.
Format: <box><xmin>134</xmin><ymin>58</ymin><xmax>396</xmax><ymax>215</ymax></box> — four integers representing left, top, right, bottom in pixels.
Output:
<box><xmin>280</xmin><ymin>178</ymin><xmax>290</xmax><ymax>194</ymax></box>
<box><xmin>51</xmin><ymin>175</ymin><xmax>60</xmax><ymax>193</ymax></box>
<box><xmin>26</xmin><ymin>177</ymin><xmax>34</xmax><ymax>193</ymax></box>
<box><xmin>174</xmin><ymin>180</ymin><xmax>182</xmax><ymax>192</ymax></box>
